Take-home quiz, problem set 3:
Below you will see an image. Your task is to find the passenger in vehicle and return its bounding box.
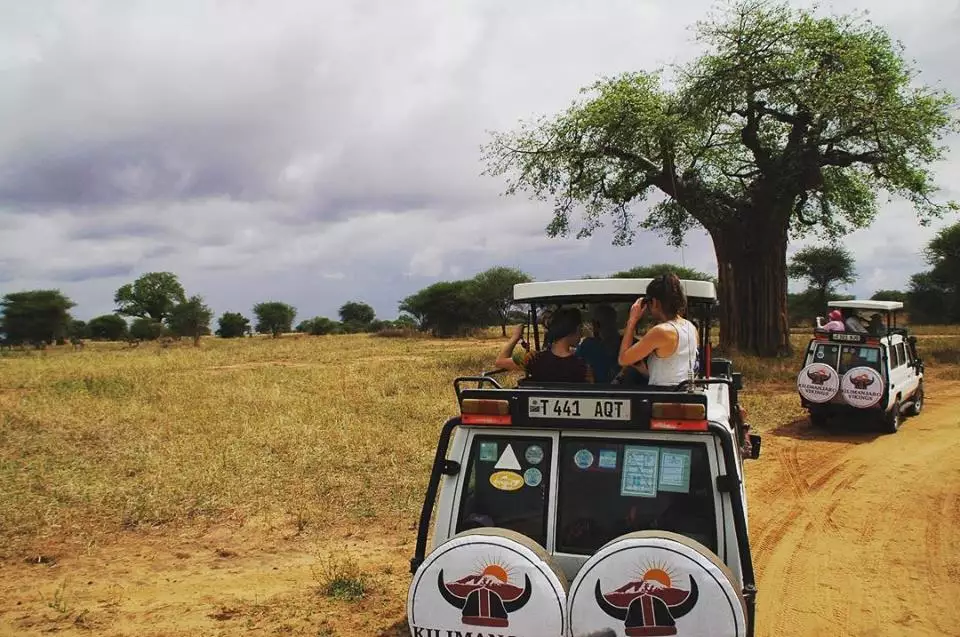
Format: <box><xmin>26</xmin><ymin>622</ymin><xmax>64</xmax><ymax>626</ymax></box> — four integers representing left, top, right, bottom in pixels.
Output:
<box><xmin>868</xmin><ymin>313</ymin><xmax>885</xmax><ymax>336</ymax></box>
<box><xmin>842</xmin><ymin>308</ymin><xmax>868</xmax><ymax>333</ymax></box>
<box><xmin>822</xmin><ymin>310</ymin><xmax>845</xmax><ymax>332</ymax></box>
<box><xmin>617</xmin><ymin>273</ymin><xmax>699</xmax><ymax>386</ymax></box>
<box><xmin>495</xmin><ymin>307</ymin><xmax>593</xmax><ymax>383</ymax></box>
<box><xmin>575</xmin><ymin>304</ymin><xmax>621</xmax><ymax>383</ymax></box>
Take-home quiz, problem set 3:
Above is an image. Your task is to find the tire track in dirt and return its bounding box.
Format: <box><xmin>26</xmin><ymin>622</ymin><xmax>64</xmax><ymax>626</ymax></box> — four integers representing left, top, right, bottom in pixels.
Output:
<box><xmin>750</xmin><ymin>380</ymin><xmax>960</xmax><ymax>637</ymax></box>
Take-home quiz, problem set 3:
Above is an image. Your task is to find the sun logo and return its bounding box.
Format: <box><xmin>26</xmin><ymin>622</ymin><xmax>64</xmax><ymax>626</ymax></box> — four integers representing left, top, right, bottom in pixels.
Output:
<box><xmin>438</xmin><ymin>557</ymin><xmax>532</xmax><ymax>628</ymax></box>
<box><xmin>596</xmin><ymin>560</ymin><xmax>699</xmax><ymax>636</ymax></box>
<box><xmin>638</xmin><ymin>560</ymin><xmax>679</xmax><ymax>589</ymax></box>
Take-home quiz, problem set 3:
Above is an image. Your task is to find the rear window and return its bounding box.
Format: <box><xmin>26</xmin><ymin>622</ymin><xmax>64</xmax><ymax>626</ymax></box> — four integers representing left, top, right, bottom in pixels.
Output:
<box><xmin>812</xmin><ymin>343</ymin><xmax>841</xmax><ymax>368</ymax></box>
<box><xmin>456</xmin><ymin>435</ymin><xmax>553</xmax><ymax>546</ymax></box>
<box><xmin>556</xmin><ymin>438</ymin><xmax>717</xmax><ymax>555</ymax></box>
<box><xmin>839</xmin><ymin>346</ymin><xmax>881</xmax><ymax>374</ymax></box>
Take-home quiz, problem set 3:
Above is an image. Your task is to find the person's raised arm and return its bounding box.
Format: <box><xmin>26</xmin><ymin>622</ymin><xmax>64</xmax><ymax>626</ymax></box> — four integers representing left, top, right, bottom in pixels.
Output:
<box><xmin>495</xmin><ymin>324</ymin><xmax>526</xmax><ymax>371</ymax></box>
<box><xmin>618</xmin><ymin>298</ymin><xmax>668</xmax><ymax>367</ymax></box>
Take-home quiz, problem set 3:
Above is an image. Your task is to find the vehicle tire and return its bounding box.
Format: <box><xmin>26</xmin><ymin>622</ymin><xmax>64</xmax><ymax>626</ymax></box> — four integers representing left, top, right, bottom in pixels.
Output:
<box><xmin>883</xmin><ymin>400</ymin><xmax>902</xmax><ymax>434</ymax></box>
<box><xmin>908</xmin><ymin>382</ymin><xmax>924</xmax><ymax>416</ymax></box>
<box><xmin>566</xmin><ymin>530</ymin><xmax>748</xmax><ymax>637</ymax></box>
<box><xmin>407</xmin><ymin>528</ymin><xmax>567</xmax><ymax>636</ymax></box>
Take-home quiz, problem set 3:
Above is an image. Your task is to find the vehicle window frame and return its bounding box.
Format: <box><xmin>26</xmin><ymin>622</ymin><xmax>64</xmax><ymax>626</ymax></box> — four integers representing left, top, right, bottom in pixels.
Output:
<box><xmin>812</xmin><ymin>342</ymin><xmax>841</xmax><ymax>369</ymax></box>
<box><xmin>452</xmin><ymin>431</ymin><xmax>557</xmax><ymax>548</ymax></box>
<box><xmin>553</xmin><ymin>433</ymin><xmax>721</xmax><ymax>558</ymax></box>
<box><xmin>895</xmin><ymin>342</ymin><xmax>907</xmax><ymax>369</ymax></box>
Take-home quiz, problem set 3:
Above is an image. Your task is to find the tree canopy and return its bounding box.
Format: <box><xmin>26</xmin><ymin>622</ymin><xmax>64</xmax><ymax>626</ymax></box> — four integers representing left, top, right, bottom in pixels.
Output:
<box><xmin>253</xmin><ymin>302</ymin><xmax>297</xmax><ymax>337</ymax></box>
<box><xmin>399</xmin><ymin>281</ymin><xmax>487</xmax><ymax>337</ymax></box>
<box><xmin>167</xmin><ymin>295</ymin><xmax>214</xmax><ymax>345</ymax></box>
<box><xmin>338</xmin><ymin>302</ymin><xmax>376</xmax><ymax>326</ymax></box>
<box><xmin>88</xmin><ymin>314</ymin><xmax>129</xmax><ymax>341</ymax></box>
<box><xmin>482</xmin><ymin>0</ymin><xmax>957</xmax><ymax>356</ymax></box>
<box><xmin>471</xmin><ymin>267</ymin><xmax>532</xmax><ymax>335</ymax></box>
<box><xmin>788</xmin><ymin>244</ymin><xmax>857</xmax><ymax>312</ymax></box>
<box><xmin>908</xmin><ymin>222</ymin><xmax>960</xmax><ymax>323</ymax></box>
<box><xmin>0</xmin><ymin>290</ymin><xmax>75</xmax><ymax>347</ymax></box>
<box><xmin>216</xmin><ymin>312</ymin><xmax>251</xmax><ymax>338</ymax></box>
<box><xmin>114</xmin><ymin>272</ymin><xmax>186</xmax><ymax>322</ymax></box>
<box><xmin>611</xmin><ymin>263</ymin><xmax>716</xmax><ymax>283</ymax></box>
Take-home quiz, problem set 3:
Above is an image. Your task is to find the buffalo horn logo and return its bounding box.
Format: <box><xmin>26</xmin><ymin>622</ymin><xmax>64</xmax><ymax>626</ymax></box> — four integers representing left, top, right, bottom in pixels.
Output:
<box><xmin>849</xmin><ymin>373</ymin><xmax>875</xmax><ymax>390</ymax></box>
<box><xmin>438</xmin><ymin>564</ymin><xmax>532</xmax><ymax>628</ymax></box>
<box><xmin>806</xmin><ymin>368</ymin><xmax>832</xmax><ymax>385</ymax></box>
<box><xmin>596</xmin><ymin>567</ymin><xmax>699</xmax><ymax>636</ymax></box>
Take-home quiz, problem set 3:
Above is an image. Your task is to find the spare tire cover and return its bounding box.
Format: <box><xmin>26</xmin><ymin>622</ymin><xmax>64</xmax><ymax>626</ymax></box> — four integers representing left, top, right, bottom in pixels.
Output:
<box><xmin>408</xmin><ymin>528</ymin><xmax>568</xmax><ymax>637</ymax></box>
<box><xmin>840</xmin><ymin>366</ymin><xmax>884</xmax><ymax>408</ymax></box>
<box><xmin>797</xmin><ymin>362</ymin><xmax>840</xmax><ymax>403</ymax></box>
<box><xmin>566</xmin><ymin>531</ymin><xmax>747</xmax><ymax>637</ymax></box>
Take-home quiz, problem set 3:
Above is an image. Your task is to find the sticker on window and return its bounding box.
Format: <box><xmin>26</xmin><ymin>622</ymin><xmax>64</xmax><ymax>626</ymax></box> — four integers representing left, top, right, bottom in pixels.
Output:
<box><xmin>598</xmin><ymin>449</ymin><xmax>618</xmax><ymax>470</ymax></box>
<box><xmin>573</xmin><ymin>449</ymin><xmax>594</xmax><ymax>470</ymax></box>
<box><xmin>495</xmin><ymin>444</ymin><xmax>522</xmax><ymax>471</ymax></box>
<box><xmin>620</xmin><ymin>446</ymin><xmax>659</xmax><ymax>498</ymax></box>
<box><xmin>523</xmin><ymin>467</ymin><xmax>543</xmax><ymax>488</ymax></box>
<box><xmin>658</xmin><ymin>448</ymin><xmax>692</xmax><ymax>493</ymax></box>
<box><xmin>479</xmin><ymin>442</ymin><xmax>498</xmax><ymax>462</ymax></box>
<box><xmin>525</xmin><ymin>445</ymin><xmax>544</xmax><ymax>466</ymax></box>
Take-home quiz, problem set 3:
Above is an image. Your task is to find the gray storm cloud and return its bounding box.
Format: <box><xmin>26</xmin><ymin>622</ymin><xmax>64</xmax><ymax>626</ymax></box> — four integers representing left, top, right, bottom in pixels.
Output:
<box><xmin>0</xmin><ymin>0</ymin><xmax>957</xmax><ymax>320</ymax></box>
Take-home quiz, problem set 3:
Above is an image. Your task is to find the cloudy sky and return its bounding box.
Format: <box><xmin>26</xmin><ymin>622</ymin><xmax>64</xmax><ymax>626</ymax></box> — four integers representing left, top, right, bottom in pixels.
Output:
<box><xmin>2</xmin><ymin>0</ymin><xmax>958</xmax><ymax>322</ymax></box>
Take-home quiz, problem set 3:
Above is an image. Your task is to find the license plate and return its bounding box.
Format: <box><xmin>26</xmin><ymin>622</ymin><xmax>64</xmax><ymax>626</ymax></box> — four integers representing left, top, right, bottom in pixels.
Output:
<box><xmin>528</xmin><ymin>397</ymin><xmax>631</xmax><ymax>421</ymax></box>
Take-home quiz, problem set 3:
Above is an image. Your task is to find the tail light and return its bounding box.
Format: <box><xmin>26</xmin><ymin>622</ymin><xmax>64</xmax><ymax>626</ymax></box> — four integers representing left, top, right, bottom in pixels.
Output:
<box><xmin>461</xmin><ymin>399</ymin><xmax>512</xmax><ymax>425</ymax></box>
<box><xmin>650</xmin><ymin>402</ymin><xmax>708</xmax><ymax>431</ymax></box>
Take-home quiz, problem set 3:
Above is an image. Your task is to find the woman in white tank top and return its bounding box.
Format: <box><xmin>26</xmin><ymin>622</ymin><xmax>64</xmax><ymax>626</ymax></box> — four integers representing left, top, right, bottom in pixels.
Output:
<box><xmin>618</xmin><ymin>273</ymin><xmax>700</xmax><ymax>386</ymax></box>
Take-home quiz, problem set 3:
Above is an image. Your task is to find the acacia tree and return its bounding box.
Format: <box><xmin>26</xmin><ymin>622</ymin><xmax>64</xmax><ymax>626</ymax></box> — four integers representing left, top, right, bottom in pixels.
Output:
<box><xmin>253</xmin><ymin>301</ymin><xmax>297</xmax><ymax>337</ymax></box>
<box><xmin>787</xmin><ymin>245</ymin><xmax>856</xmax><ymax>312</ymax></box>
<box><xmin>908</xmin><ymin>222</ymin><xmax>960</xmax><ymax>323</ymax></box>
<box><xmin>167</xmin><ymin>295</ymin><xmax>214</xmax><ymax>346</ymax></box>
<box><xmin>472</xmin><ymin>267</ymin><xmax>533</xmax><ymax>335</ymax></box>
<box><xmin>0</xmin><ymin>290</ymin><xmax>75</xmax><ymax>347</ymax></box>
<box><xmin>114</xmin><ymin>272</ymin><xmax>186</xmax><ymax>322</ymax></box>
<box><xmin>482</xmin><ymin>0</ymin><xmax>957</xmax><ymax>356</ymax></box>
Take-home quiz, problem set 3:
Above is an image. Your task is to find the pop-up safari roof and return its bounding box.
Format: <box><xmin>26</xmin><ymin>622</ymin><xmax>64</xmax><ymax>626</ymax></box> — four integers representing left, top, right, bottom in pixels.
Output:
<box><xmin>827</xmin><ymin>300</ymin><xmax>904</xmax><ymax>314</ymax></box>
<box><xmin>513</xmin><ymin>278</ymin><xmax>718</xmax><ymax>306</ymax></box>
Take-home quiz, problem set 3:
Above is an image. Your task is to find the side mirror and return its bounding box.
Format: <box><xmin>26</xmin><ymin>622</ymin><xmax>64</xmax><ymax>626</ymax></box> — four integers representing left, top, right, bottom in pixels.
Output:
<box><xmin>748</xmin><ymin>435</ymin><xmax>761</xmax><ymax>460</ymax></box>
<box><xmin>732</xmin><ymin>373</ymin><xmax>743</xmax><ymax>391</ymax></box>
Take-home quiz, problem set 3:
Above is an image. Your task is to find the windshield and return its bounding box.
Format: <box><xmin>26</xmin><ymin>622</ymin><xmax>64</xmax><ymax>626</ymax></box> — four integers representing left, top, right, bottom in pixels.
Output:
<box><xmin>456</xmin><ymin>435</ymin><xmax>553</xmax><ymax>546</ymax></box>
<box><xmin>556</xmin><ymin>438</ymin><xmax>717</xmax><ymax>555</ymax></box>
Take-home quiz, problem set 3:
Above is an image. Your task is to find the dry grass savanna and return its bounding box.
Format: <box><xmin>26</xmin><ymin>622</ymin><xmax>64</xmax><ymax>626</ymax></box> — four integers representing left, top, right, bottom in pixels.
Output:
<box><xmin>2</xmin><ymin>328</ymin><xmax>959</xmax><ymax>636</ymax></box>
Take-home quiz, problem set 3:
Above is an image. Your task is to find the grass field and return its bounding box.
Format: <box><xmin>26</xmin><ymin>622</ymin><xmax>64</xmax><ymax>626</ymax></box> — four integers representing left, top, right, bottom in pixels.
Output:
<box><xmin>2</xmin><ymin>328</ymin><xmax>959</xmax><ymax>635</ymax></box>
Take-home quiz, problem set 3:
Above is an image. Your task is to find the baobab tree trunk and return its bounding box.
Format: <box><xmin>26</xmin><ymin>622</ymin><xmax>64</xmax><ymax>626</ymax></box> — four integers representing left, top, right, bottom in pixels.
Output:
<box><xmin>712</xmin><ymin>218</ymin><xmax>792</xmax><ymax>358</ymax></box>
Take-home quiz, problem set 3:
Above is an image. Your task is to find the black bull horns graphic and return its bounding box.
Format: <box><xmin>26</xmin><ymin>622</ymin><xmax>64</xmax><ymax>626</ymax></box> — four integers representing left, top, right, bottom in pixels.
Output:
<box><xmin>437</xmin><ymin>570</ymin><xmax>533</xmax><ymax>626</ymax></box>
<box><xmin>849</xmin><ymin>373</ymin><xmax>876</xmax><ymax>390</ymax></box>
<box><xmin>806</xmin><ymin>368</ymin><xmax>832</xmax><ymax>385</ymax></box>
<box><xmin>595</xmin><ymin>575</ymin><xmax>699</xmax><ymax>633</ymax></box>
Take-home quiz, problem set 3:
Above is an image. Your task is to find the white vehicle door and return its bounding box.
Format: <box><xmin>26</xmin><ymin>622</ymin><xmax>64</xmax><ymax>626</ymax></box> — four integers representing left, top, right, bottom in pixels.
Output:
<box><xmin>889</xmin><ymin>336</ymin><xmax>919</xmax><ymax>404</ymax></box>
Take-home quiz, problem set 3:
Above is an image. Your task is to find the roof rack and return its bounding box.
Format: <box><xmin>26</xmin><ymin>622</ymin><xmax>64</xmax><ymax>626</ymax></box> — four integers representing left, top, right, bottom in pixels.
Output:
<box><xmin>513</xmin><ymin>278</ymin><xmax>718</xmax><ymax>305</ymax></box>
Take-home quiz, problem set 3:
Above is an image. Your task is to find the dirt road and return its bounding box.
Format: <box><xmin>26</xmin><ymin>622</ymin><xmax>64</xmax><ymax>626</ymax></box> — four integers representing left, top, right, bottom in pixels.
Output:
<box><xmin>746</xmin><ymin>381</ymin><xmax>960</xmax><ymax>637</ymax></box>
<box><xmin>2</xmin><ymin>383</ymin><xmax>959</xmax><ymax>636</ymax></box>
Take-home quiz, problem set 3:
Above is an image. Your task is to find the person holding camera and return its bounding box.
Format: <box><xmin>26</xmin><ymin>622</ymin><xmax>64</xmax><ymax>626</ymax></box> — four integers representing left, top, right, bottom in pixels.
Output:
<box><xmin>495</xmin><ymin>307</ymin><xmax>593</xmax><ymax>383</ymax></box>
<box><xmin>618</xmin><ymin>273</ymin><xmax>699</xmax><ymax>387</ymax></box>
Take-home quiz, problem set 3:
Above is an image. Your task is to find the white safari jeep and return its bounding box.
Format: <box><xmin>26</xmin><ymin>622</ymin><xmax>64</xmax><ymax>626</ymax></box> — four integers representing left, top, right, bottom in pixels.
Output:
<box><xmin>407</xmin><ymin>278</ymin><xmax>761</xmax><ymax>637</ymax></box>
<box><xmin>797</xmin><ymin>300</ymin><xmax>924</xmax><ymax>433</ymax></box>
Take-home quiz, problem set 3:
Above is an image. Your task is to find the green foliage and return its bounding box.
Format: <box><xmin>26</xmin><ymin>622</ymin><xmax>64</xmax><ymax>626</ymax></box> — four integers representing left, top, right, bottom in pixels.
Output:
<box><xmin>167</xmin><ymin>295</ymin><xmax>214</xmax><ymax>345</ymax></box>
<box><xmin>482</xmin><ymin>0</ymin><xmax>957</xmax><ymax>355</ymax></box>
<box><xmin>611</xmin><ymin>263</ymin><xmax>716</xmax><ymax>283</ymax></box>
<box><xmin>129</xmin><ymin>318</ymin><xmax>165</xmax><ymax>341</ymax></box>
<box><xmin>908</xmin><ymin>222</ymin><xmax>960</xmax><ymax>323</ymax></box>
<box><xmin>787</xmin><ymin>289</ymin><xmax>854</xmax><ymax>326</ymax></box>
<box><xmin>471</xmin><ymin>267</ymin><xmax>533</xmax><ymax>335</ymax></box>
<box><xmin>298</xmin><ymin>317</ymin><xmax>341</xmax><ymax>335</ymax></box>
<box><xmin>0</xmin><ymin>289</ymin><xmax>75</xmax><ymax>347</ymax></box>
<box><xmin>216</xmin><ymin>312</ymin><xmax>250</xmax><ymax>338</ymax></box>
<box><xmin>788</xmin><ymin>245</ymin><xmax>857</xmax><ymax>309</ymax></box>
<box><xmin>399</xmin><ymin>280</ymin><xmax>489</xmax><ymax>337</ymax></box>
<box><xmin>114</xmin><ymin>272</ymin><xmax>186</xmax><ymax>322</ymax></box>
<box><xmin>338</xmin><ymin>301</ymin><xmax>376</xmax><ymax>326</ymax></box>
<box><xmin>253</xmin><ymin>302</ymin><xmax>297</xmax><ymax>337</ymax></box>
<box><xmin>67</xmin><ymin>319</ymin><xmax>90</xmax><ymax>340</ymax></box>
<box><xmin>88</xmin><ymin>314</ymin><xmax>129</xmax><ymax>341</ymax></box>
<box><xmin>871</xmin><ymin>290</ymin><xmax>907</xmax><ymax>303</ymax></box>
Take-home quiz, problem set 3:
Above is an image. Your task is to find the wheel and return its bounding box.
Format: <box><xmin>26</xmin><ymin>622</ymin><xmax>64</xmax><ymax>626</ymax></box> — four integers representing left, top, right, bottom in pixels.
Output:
<box><xmin>908</xmin><ymin>382</ymin><xmax>924</xmax><ymax>416</ymax></box>
<box><xmin>882</xmin><ymin>400</ymin><xmax>902</xmax><ymax>434</ymax></box>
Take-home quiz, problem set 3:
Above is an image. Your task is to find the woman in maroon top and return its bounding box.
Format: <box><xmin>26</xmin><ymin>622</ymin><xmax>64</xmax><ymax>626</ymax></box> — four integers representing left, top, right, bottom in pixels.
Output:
<box><xmin>495</xmin><ymin>307</ymin><xmax>593</xmax><ymax>383</ymax></box>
